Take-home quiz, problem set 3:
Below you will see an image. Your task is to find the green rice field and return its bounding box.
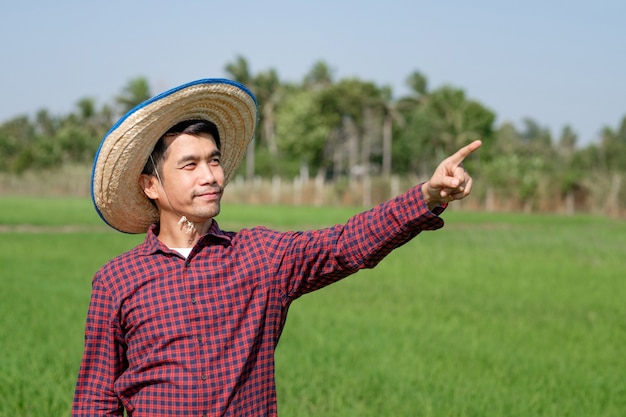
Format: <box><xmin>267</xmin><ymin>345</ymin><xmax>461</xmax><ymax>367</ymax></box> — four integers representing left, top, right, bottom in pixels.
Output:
<box><xmin>1</xmin><ymin>196</ymin><xmax>624</xmax><ymax>416</ymax></box>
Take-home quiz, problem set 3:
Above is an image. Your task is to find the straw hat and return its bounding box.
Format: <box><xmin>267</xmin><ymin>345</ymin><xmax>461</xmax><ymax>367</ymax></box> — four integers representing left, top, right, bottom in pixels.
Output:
<box><xmin>91</xmin><ymin>78</ymin><xmax>258</xmax><ymax>233</ymax></box>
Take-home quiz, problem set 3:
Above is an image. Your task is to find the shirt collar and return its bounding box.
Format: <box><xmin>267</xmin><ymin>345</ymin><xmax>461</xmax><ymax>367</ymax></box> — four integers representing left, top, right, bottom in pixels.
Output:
<box><xmin>139</xmin><ymin>220</ymin><xmax>232</xmax><ymax>256</ymax></box>
<box><xmin>200</xmin><ymin>220</ymin><xmax>233</xmax><ymax>245</ymax></box>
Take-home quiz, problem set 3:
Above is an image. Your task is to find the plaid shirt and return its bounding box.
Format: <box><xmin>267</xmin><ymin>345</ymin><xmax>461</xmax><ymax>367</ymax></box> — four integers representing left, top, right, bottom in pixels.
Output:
<box><xmin>73</xmin><ymin>185</ymin><xmax>445</xmax><ymax>416</ymax></box>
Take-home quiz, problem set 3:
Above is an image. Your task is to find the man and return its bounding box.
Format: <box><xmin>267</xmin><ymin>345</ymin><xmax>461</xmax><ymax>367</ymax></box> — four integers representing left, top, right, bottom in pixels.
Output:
<box><xmin>73</xmin><ymin>78</ymin><xmax>481</xmax><ymax>416</ymax></box>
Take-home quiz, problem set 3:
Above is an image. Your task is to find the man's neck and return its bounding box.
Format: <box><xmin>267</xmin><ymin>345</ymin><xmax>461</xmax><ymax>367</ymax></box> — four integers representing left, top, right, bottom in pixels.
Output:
<box><xmin>157</xmin><ymin>218</ymin><xmax>214</xmax><ymax>248</ymax></box>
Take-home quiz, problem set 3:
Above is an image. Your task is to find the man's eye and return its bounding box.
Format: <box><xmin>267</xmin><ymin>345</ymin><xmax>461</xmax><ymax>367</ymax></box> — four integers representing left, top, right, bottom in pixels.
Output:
<box><xmin>211</xmin><ymin>158</ymin><xmax>221</xmax><ymax>165</ymax></box>
<box><xmin>183</xmin><ymin>163</ymin><xmax>196</xmax><ymax>170</ymax></box>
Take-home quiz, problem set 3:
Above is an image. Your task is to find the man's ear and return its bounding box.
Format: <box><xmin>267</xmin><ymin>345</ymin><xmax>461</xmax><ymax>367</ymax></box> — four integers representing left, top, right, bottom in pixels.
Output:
<box><xmin>139</xmin><ymin>174</ymin><xmax>159</xmax><ymax>200</ymax></box>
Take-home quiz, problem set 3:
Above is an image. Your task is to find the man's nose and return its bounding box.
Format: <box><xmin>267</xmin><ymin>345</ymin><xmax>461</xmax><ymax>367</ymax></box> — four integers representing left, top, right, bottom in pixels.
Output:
<box><xmin>200</xmin><ymin>162</ymin><xmax>218</xmax><ymax>183</ymax></box>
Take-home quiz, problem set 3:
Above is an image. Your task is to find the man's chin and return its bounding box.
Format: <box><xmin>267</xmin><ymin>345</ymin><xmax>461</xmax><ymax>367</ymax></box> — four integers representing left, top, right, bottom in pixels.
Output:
<box><xmin>192</xmin><ymin>204</ymin><xmax>221</xmax><ymax>222</ymax></box>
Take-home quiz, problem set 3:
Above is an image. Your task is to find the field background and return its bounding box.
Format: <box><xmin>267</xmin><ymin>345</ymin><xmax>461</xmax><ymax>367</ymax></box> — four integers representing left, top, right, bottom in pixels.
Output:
<box><xmin>0</xmin><ymin>196</ymin><xmax>624</xmax><ymax>416</ymax></box>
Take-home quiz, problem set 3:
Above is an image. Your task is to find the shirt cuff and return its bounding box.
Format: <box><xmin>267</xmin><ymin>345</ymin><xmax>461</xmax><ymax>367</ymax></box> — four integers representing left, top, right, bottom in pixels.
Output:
<box><xmin>388</xmin><ymin>183</ymin><xmax>446</xmax><ymax>232</ymax></box>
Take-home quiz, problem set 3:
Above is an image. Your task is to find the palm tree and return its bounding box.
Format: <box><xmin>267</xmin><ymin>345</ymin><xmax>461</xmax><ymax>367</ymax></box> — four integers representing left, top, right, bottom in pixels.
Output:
<box><xmin>224</xmin><ymin>55</ymin><xmax>252</xmax><ymax>85</ymax></box>
<box><xmin>115</xmin><ymin>77</ymin><xmax>151</xmax><ymax>114</ymax></box>
<box><xmin>380</xmin><ymin>85</ymin><xmax>404</xmax><ymax>177</ymax></box>
<box><xmin>303</xmin><ymin>60</ymin><xmax>334</xmax><ymax>90</ymax></box>
<box><xmin>253</xmin><ymin>69</ymin><xmax>281</xmax><ymax>157</ymax></box>
<box><xmin>225</xmin><ymin>56</ymin><xmax>255</xmax><ymax>180</ymax></box>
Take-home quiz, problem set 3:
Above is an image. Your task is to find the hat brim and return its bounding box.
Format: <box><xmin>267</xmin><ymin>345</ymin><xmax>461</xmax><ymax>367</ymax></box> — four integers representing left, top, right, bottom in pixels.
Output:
<box><xmin>91</xmin><ymin>78</ymin><xmax>257</xmax><ymax>233</ymax></box>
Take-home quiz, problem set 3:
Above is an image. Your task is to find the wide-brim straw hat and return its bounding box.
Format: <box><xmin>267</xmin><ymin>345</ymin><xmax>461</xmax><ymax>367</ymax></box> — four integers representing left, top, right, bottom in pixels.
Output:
<box><xmin>91</xmin><ymin>78</ymin><xmax>257</xmax><ymax>234</ymax></box>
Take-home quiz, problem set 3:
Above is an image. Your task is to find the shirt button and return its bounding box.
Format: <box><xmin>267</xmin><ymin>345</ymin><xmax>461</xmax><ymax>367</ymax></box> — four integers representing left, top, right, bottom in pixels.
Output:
<box><xmin>191</xmin><ymin>296</ymin><xmax>197</xmax><ymax>304</ymax></box>
<box><xmin>201</xmin><ymin>374</ymin><xmax>207</xmax><ymax>381</ymax></box>
<box><xmin>197</xmin><ymin>335</ymin><xmax>203</xmax><ymax>343</ymax></box>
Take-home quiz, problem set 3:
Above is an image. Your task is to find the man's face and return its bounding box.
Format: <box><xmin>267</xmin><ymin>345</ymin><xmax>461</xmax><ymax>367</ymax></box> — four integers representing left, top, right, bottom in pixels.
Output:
<box><xmin>149</xmin><ymin>132</ymin><xmax>225</xmax><ymax>224</ymax></box>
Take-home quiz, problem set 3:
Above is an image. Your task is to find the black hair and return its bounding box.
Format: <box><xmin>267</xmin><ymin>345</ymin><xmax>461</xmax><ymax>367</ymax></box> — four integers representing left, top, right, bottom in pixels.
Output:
<box><xmin>142</xmin><ymin>119</ymin><xmax>221</xmax><ymax>176</ymax></box>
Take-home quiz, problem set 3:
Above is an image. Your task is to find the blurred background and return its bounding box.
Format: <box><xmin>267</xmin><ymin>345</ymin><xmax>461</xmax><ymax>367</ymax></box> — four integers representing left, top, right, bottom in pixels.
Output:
<box><xmin>1</xmin><ymin>0</ymin><xmax>625</xmax><ymax>214</ymax></box>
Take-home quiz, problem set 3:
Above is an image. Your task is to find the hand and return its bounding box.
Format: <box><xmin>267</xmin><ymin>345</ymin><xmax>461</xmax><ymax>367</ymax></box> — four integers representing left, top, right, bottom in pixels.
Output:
<box><xmin>422</xmin><ymin>140</ymin><xmax>482</xmax><ymax>210</ymax></box>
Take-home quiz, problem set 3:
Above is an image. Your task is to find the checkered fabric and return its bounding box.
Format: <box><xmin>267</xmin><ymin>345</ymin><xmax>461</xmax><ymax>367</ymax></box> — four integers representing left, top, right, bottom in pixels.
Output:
<box><xmin>73</xmin><ymin>184</ymin><xmax>445</xmax><ymax>416</ymax></box>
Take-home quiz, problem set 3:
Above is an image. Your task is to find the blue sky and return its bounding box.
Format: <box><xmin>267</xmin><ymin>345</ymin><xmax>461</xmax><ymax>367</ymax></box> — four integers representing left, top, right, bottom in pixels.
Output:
<box><xmin>2</xmin><ymin>0</ymin><xmax>624</xmax><ymax>146</ymax></box>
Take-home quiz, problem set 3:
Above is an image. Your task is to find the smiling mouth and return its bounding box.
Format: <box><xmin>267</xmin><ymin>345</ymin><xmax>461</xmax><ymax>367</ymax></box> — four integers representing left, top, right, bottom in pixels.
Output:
<box><xmin>195</xmin><ymin>189</ymin><xmax>222</xmax><ymax>200</ymax></box>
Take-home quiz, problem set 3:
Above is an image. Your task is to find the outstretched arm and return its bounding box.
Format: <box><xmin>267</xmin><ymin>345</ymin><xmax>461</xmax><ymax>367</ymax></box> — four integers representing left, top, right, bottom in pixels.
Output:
<box><xmin>266</xmin><ymin>140</ymin><xmax>483</xmax><ymax>298</ymax></box>
<box><xmin>421</xmin><ymin>140</ymin><xmax>482</xmax><ymax>211</ymax></box>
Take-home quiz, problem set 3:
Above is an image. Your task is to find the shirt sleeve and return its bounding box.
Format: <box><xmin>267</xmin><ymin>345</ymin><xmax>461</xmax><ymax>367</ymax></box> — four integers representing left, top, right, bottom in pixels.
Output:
<box><xmin>265</xmin><ymin>183</ymin><xmax>446</xmax><ymax>300</ymax></box>
<box><xmin>73</xmin><ymin>274</ymin><xmax>126</xmax><ymax>416</ymax></box>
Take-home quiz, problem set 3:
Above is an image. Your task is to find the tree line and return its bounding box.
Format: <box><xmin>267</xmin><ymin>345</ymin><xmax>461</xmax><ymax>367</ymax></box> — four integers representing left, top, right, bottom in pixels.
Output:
<box><xmin>1</xmin><ymin>56</ymin><xmax>625</xmax><ymax>215</ymax></box>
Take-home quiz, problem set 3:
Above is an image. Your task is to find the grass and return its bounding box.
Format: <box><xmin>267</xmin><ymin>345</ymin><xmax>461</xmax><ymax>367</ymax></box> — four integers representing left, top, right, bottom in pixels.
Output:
<box><xmin>0</xmin><ymin>196</ymin><xmax>624</xmax><ymax>416</ymax></box>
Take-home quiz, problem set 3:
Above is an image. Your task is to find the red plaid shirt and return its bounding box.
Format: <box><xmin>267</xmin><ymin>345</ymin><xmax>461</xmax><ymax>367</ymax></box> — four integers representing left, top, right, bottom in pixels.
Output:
<box><xmin>73</xmin><ymin>185</ymin><xmax>445</xmax><ymax>416</ymax></box>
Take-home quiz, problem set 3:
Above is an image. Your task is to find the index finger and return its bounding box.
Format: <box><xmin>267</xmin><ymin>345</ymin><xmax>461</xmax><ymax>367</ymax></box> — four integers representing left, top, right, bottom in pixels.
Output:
<box><xmin>448</xmin><ymin>140</ymin><xmax>482</xmax><ymax>166</ymax></box>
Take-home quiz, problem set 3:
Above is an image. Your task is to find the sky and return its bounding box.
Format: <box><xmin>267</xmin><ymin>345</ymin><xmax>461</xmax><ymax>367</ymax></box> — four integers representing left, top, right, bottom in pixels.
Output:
<box><xmin>2</xmin><ymin>0</ymin><xmax>625</xmax><ymax>146</ymax></box>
